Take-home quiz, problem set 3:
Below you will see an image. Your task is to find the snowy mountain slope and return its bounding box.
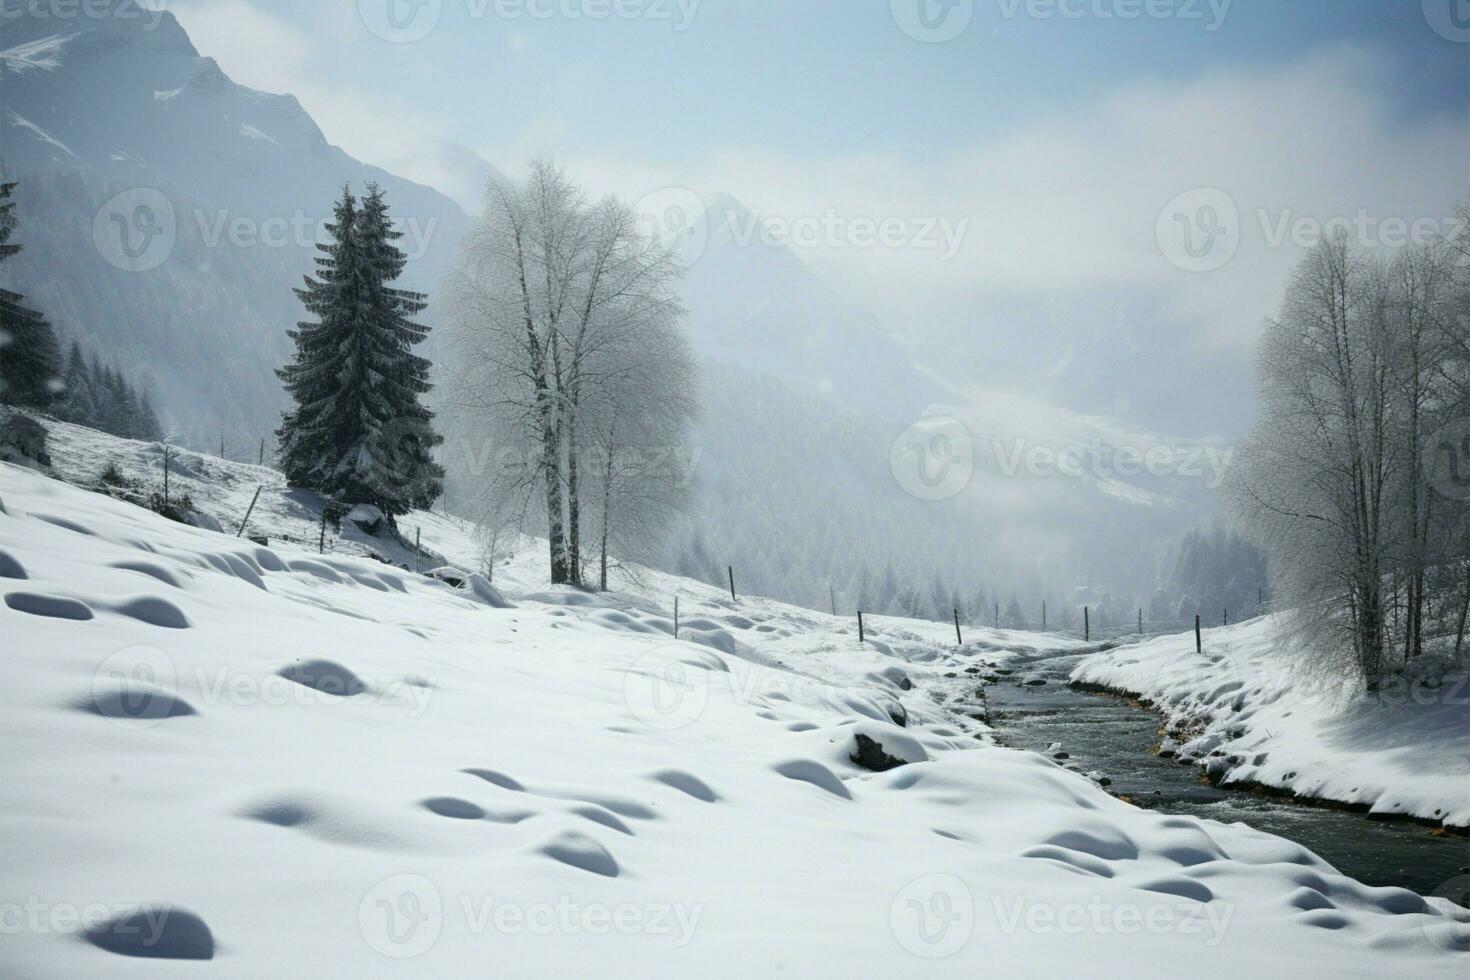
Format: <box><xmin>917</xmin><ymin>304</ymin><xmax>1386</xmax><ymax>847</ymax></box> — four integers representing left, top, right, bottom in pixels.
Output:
<box><xmin>0</xmin><ymin>0</ymin><xmax>470</xmax><ymax>447</ymax></box>
<box><xmin>1070</xmin><ymin>619</ymin><xmax>1470</xmax><ymax>830</ymax></box>
<box><xmin>1</xmin><ymin>435</ymin><xmax>1467</xmax><ymax>974</ymax></box>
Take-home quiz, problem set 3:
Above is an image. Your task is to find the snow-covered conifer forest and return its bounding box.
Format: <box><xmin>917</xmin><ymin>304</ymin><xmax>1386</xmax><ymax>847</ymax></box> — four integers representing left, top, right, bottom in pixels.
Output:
<box><xmin>0</xmin><ymin>1</ymin><xmax>1465</xmax><ymax>975</ymax></box>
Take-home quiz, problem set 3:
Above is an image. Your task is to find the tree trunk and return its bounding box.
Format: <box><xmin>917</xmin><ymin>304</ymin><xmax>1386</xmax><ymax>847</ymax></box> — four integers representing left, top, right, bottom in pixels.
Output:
<box><xmin>599</xmin><ymin>440</ymin><xmax>615</xmax><ymax>591</ymax></box>
<box><xmin>1456</xmin><ymin>558</ymin><xmax>1470</xmax><ymax>661</ymax></box>
<box><xmin>566</xmin><ymin>395</ymin><xmax>582</xmax><ymax>587</ymax></box>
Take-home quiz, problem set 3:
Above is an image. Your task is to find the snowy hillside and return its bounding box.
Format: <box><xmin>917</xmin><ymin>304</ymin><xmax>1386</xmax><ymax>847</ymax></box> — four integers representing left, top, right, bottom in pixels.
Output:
<box><xmin>0</xmin><ymin>423</ymin><xmax>1466</xmax><ymax>974</ymax></box>
<box><xmin>1071</xmin><ymin>619</ymin><xmax>1470</xmax><ymax>830</ymax></box>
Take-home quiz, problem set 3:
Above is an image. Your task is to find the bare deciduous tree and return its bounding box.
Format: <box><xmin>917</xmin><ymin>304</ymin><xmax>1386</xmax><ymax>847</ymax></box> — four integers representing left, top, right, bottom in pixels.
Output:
<box><xmin>437</xmin><ymin>159</ymin><xmax>698</xmax><ymax>587</ymax></box>
<box><xmin>1230</xmin><ymin>218</ymin><xmax>1470</xmax><ymax>689</ymax></box>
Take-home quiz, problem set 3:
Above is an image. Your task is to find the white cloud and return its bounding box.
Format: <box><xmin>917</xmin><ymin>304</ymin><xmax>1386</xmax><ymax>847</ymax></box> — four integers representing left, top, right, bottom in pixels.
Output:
<box><xmin>153</xmin><ymin>7</ymin><xmax>1468</xmax><ymax>421</ymax></box>
<box><xmin>489</xmin><ymin>44</ymin><xmax>1464</xmax><ymax>364</ymax></box>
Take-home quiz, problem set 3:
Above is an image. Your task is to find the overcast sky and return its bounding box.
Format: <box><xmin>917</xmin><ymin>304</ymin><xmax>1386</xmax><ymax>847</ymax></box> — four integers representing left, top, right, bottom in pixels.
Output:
<box><xmin>169</xmin><ymin>0</ymin><xmax>1470</xmax><ymax>434</ymax></box>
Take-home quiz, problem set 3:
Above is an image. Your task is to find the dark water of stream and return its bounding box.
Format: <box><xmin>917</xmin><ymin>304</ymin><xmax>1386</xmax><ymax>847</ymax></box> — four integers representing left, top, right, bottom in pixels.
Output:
<box><xmin>971</xmin><ymin>649</ymin><xmax>1468</xmax><ymax>898</ymax></box>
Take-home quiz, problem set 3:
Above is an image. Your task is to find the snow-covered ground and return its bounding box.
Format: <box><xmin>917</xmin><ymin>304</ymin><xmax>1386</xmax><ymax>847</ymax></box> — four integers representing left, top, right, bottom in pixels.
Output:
<box><xmin>1072</xmin><ymin>618</ymin><xmax>1470</xmax><ymax>830</ymax></box>
<box><xmin>0</xmin><ymin>424</ymin><xmax>1466</xmax><ymax>975</ymax></box>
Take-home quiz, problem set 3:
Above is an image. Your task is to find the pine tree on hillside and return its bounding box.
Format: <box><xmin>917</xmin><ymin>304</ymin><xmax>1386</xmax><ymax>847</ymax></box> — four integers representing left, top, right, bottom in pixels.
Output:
<box><xmin>0</xmin><ymin>182</ymin><xmax>61</xmax><ymax>408</ymax></box>
<box><xmin>356</xmin><ymin>183</ymin><xmax>443</xmax><ymax>510</ymax></box>
<box><xmin>99</xmin><ymin>366</ymin><xmax>126</xmax><ymax>434</ymax></box>
<box><xmin>132</xmin><ymin>390</ymin><xmax>163</xmax><ymax>441</ymax></box>
<box><xmin>277</xmin><ymin>184</ymin><xmax>443</xmax><ymax>517</ymax></box>
<box><xmin>278</xmin><ymin>187</ymin><xmax>362</xmax><ymax>495</ymax></box>
<box><xmin>55</xmin><ymin>342</ymin><xmax>95</xmax><ymax>424</ymax></box>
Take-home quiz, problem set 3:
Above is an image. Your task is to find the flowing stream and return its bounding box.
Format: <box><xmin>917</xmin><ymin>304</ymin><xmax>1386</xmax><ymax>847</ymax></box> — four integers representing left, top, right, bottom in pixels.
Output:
<box><xmin>972</xmin><ymin>648</ymin><xmax>1468</xmax><ymax>898</ymax></box>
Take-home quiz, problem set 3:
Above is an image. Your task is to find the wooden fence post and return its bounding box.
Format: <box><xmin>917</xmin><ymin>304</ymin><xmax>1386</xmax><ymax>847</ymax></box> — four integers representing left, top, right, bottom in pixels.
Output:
<box><xmin>1138</xmin><ymin>608</ymin><xmax>1143</xmax><ymax>634</ymax></box>
<box><xmin>993</xmin><ymin>602</ymin><xmax>999</xmax><ymax>629</ymax></box>
<box><xmin>1223</xmin><ymin>608</ymin><xmax>1229</xmax><ymax>627</ymax></box>
<box><xmin>236</xmin><ymin>485</ymin><xmax>262</xmax><ymax>537</ymax></box>
<box><xmin>318</xmin><ymin>504</ymin><xmax>328</xmax><ymax>554</ymax></box>
<box><xmin>1195</xmin><ymin>614</ymin><xmax>1202</xmax><ymax>653</ymax></box>
<box><xmin>1084</xmin><ymin>606</ymin><xmax>1090</xmax><ymax>642</ymax></box>
<box><xmin>857</xmin><ymin>610</ymin><xmax>865</xmax><ymax>644</ymax></box>
<box><xmin>258</xmin><ymin>438</ymin><xmax>264</xmax><ymax>466</ymax></box>
<box><xmin>1042</xmin><ymin>600</ymin><xmax>1047</xmax><ymax>630</ymax></box>
<box><xmin>829</xmin><ymin>586</ymin><xmax>836</xmax><ymax>617</ymax></box>
<box><xmin>728</xmin><ymin>566</ymin><xmax>736</xmax><ymax>602</ymax></box>
<box><xmin>953</xmin><ymin>608</ymin><xmax>962</xmax><ymax>647</ymax></box>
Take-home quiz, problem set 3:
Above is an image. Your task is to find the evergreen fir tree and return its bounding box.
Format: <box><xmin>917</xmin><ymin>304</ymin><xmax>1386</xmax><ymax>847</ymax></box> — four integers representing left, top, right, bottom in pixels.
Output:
<box><xmin>134</xmin><ymin>391</ymin><xmax>163</xmax><ymax>441</ymax></box>
<box><xmin>56</xmin><ymin>341</ymin><xmax>94</xmax><ymax>425</ymax></box>
<box><xmin>278</xmin><ymin>187</ymin><xmax>361</xmax><ymax>495</ymax></box>
<box><xmin>0</xmin><ymin>182</ymin><xmax>61</xmax><ymax>408</ymax></box>
<box><xmin>355</xmin><ymin>183</ymin><xmax>443</xmax><ymax>511</ymax></box>
<box><xmin>100</xmin><ymin>367</ymin><xmax>126</xmax><ymax>434</ymax></box>
<box><xmin>277</xmin><ymin>184</ymin><xmax>443</xmax><ymax>517</ymax></box>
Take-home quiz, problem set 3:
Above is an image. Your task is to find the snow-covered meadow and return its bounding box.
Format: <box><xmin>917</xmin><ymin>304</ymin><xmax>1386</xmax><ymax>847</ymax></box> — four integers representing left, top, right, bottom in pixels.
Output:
<box><xmin>0</xmin><ymin>428</ymin><xmax>1466</xmax><ymax>975</ymax></box>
